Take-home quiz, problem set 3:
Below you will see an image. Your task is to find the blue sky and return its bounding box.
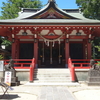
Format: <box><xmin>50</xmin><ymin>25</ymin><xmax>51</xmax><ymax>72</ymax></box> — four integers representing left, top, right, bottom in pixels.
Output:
<box><xmin>0</xmin><ymin>0</ymin><xmax>78</xmax><ymax>15</ymax></box>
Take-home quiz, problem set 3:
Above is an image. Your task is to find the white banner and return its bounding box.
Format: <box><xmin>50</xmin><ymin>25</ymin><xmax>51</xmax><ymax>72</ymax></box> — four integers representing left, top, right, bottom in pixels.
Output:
<box><xmin>4</xmin><ymin>71</ymin><xmax>12</xmax><ymax>86</ymax></box>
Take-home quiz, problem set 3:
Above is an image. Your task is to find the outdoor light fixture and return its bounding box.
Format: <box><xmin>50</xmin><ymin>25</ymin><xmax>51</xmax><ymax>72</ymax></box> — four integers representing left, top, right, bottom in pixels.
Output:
<box><xmin>1</xmin><ymin>44</ymin><xmax>6</xmax><ymax>49</ymax></box>
<box><xmin>22</xmin><ymin>31</ymin><xmax>28</xmax><ymax>36</ymax></box>
<box><xmin>76</xmin><ymin>32</ymin><xmax>81</xmax><ymax>36</ymax></box>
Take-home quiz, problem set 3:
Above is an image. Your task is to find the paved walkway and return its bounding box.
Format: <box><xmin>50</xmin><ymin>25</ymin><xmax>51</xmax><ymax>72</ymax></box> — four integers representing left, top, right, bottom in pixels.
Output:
<box><xmin>0</xmin><ymin>81</ymin><xmax>100</xmax><ymax>100</ymax></box>
<box><xmin>38</xmin><ymin>86</ymin><xmax>76</xmax><ymax>100</ymax></box>
<box><xmin>0</xmin><ymin>82</ymin><xmax>77</xmax><ymax>100</ymax></box>
<box><xmin>69</xmin><ymin>82</ymin><xmax>100</xmax><ymax>100</ymax></box>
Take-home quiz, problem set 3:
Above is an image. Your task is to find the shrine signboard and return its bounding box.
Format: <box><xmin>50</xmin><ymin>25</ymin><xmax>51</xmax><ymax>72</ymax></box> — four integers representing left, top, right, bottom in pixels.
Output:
<box><xmin>4</xmin><ymin>71</ymin><xmax>12</xmax><ymax>86</ymax></box>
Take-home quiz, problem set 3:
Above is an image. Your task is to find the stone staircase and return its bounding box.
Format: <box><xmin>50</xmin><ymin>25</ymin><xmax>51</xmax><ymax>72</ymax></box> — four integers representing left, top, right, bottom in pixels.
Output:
<box><xmin>33</xmin><ymin>68</ymin><xmax>72</xmax><ymax>83</ymax></box>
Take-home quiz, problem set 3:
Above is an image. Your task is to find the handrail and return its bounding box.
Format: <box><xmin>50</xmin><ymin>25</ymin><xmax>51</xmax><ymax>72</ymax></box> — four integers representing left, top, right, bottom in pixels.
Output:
<box><xmin>68</xmin><ymin>58</ymin><xmax>75</xmax><ymax>82</ymax></box>
<box><xmin>29</xmin><ymin>58</ymin><xmax>36</xmax><ymax>82</ymax></box>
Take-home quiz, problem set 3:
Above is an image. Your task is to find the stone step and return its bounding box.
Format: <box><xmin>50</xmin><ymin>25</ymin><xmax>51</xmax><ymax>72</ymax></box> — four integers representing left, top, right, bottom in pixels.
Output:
<box><xmin>34</xmin><ymin>72</ymin><xmax>70</xmax><ymax>74</ymax></box>
<box><xmin>34</xmin><ymin>68</ymin><xmax>70</xmax><ymax>72</ymax></box>
<box><xmin>33</xmin><ymin>80</ymin><xmax>71</xmax><ymax>83</ymax></box>
<box><xmin>25</xmin><ymin>82</ymin><xmax>80</xmax><ymax>86</ymax></box>
<box><xmin>33</xmin><ymin>68</ymin><xmax>71</xmax><ymax>83</ymax></box>
<box><xmin>34</xmin><ymin>74</ymin><xmax>70</xmax><ymax>77</ymax></box>
<box><xmin>87</xmin><ymin>82</ymin><xmax>100</xmax><ymax>86</ymax></box>
<box><xmin>34</xmin><ymin>77</ymin><xmax>71</xmax><ymax>80</ymax></box>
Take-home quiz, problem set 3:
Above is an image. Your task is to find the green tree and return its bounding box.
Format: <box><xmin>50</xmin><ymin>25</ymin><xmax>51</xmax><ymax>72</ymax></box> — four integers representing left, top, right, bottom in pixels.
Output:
<box><xmin>76</xmin><ymin>0</ymin><xmax>100</xmax><ymax>59</ymax></box>
<box><xmin>0</xmin><ymin>0</ymin><xmax>43</xmax><ymax>19</ymax></box>
<box><xmin>92</xmin><ymin>37</ymin><xmax>100</xmax><ymax>59</ymax></box>
<box><xmin>0</xmin><ymin>37</ymin><xmax>11</xmax><ymax>49</ymax></box>
<box><xmin>0</xmin><ymin>0</ymin><xmax>43</xmax><ymax>51</ymax></box>
<box><xmin>76</xmin><ymin>0</ymin><xmax>100</xmax><ymax>20</ymax></box>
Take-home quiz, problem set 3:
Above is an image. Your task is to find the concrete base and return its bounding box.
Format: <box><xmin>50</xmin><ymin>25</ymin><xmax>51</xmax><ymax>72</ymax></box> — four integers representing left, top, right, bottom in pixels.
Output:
<box><xmin>87</xmin><ymin>69</ymin><xmax>100</xmax><ymax>86</ymax></box>
<box><xmin>0</xmin><ymin>69</ymin><xmax>30</xmax><ymax>82</ymax></box>
<box><xmin>0</xmin><ymin>69</ymin><xmax>91</xmax><ymax>82</ymax></box>
<box><xmin>75</xmin><ymin>69</ymin><xmax>89</xmax><ymax>81</ymax></box>
<box><xmin>87</xmin><ymin>82</ymin><xmax>100</xmax><ymax>86</ymax></box>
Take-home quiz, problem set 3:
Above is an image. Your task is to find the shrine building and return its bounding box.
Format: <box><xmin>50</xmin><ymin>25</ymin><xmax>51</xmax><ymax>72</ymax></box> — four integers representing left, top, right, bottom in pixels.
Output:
<box><xmin>0</xmin><ymin>0</ymin><xmax>100</xmax><ymax>69</ymax></box>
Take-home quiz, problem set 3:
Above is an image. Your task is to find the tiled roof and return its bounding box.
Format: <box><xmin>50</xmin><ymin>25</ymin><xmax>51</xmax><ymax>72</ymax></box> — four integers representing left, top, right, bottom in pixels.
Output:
<box><xmin>0</xmin><ymin>0</ymin><xmax>100</xmax><ymax>24</ymax></box>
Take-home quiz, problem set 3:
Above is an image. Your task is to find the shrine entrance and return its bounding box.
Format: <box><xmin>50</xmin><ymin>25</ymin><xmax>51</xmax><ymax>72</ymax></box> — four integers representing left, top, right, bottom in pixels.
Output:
<box><xmin>69</xmin><ymin>43</ymin><xmax>83</xmax><ymax>59</ymax></box>
<box><xmin>19</xmin><ymin>43</ymin><xmax>34</xmax><ymax>59</ymax></box>
<box><xmin>38</xmin><ymin>41</ymin><xmax>65</xmax><ymax>68</ymax></box>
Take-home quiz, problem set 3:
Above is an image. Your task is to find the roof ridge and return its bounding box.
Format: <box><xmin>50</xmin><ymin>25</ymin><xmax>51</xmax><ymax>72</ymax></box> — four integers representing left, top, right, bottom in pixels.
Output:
<box><xmin>48</xmin><ymin>0</ymin><xmax>56</xmax><ymax>4</ymax></box>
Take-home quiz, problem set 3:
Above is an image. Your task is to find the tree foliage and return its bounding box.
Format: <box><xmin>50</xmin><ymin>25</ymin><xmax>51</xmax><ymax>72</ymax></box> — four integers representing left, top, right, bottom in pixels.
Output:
<box><xmin>76</xmin><ymin>0</ymin><xmax>100</xmax><ymax>20</ymax></box>
<box><xmin>0</xmin><ymin>37</ymin><xmax>11</xmax><ymax>48</ymax></box>
<box><xmin>0</xmin><ymin>0</ymin><xmax>43</xmax><ymax>53</ymax></box>
<box><xmin>0</xmin><ymin>0</ymin><xmax>43</xmax><ymax>19</ymax></box>
<box><xmin>92</xmin><ymin>37</ymin><xmax>100</xmax><ymax>59</ymax></box>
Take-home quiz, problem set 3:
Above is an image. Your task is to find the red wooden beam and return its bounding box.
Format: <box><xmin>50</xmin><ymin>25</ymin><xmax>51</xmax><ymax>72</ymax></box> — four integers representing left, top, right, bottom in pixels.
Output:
<box><xmin>17</xmin><ymin>35</ymin><xmax>34</xmax><ymax>39</ymax></box>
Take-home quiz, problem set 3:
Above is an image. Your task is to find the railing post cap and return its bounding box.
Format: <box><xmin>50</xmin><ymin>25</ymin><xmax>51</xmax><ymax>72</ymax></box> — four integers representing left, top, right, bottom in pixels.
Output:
<box><xmin>32</xmin><ymin>58</ymin><xmax>35</xmax><ymax>63</ymax></box>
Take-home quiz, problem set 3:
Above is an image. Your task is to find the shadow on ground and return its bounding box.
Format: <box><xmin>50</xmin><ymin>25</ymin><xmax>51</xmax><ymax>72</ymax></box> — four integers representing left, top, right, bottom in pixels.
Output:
<box><xmin>0</xmin><ymin>94</ymin><xmax>20</xmax><ymax>99</ymax></box>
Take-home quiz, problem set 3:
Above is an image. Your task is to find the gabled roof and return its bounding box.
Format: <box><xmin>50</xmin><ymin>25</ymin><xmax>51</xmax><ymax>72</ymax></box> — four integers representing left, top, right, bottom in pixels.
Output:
<box><xmin>21</xmin><ymin>0</ymin><xmax>78</xmax><ymax>19</ymax></box>
<box><xmin>0</xmin><ymin>0</ymin><xmax>100</xmax><ymax>24</ymax></box>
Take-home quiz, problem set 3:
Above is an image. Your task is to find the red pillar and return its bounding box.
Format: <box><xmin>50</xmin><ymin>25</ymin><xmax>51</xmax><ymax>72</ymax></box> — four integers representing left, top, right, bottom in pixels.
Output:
<box><xmin>65</xmin><ymin>39</ymin><xmax>69</xmax><ymax>67</ymax></box>
<box><xmin>16</xmin><ymin>40</ymin><xmax>19</xmax><ymax>59</ymax></box>
<box><xmin>34</xmin><ymin>39</ymin><xmax>38</xmax><ymax>67</ymax></box>
<box><xmin>87</xmin><ymin>40</ymin><xmax>92</xmax><ymax>59</ymax></box>
<box><xmin>83</xmin><ymin>40</ymin><xmax>86</xmax><ymax>59</ymax></box>
<box><xmin>12</xmin><ymin>39</ymin><xmax>17</xmax><ymax>59</ymax></box>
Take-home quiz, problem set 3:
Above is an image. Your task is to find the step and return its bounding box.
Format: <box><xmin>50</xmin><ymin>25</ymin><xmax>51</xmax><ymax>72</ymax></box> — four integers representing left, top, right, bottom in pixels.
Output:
<box><xmin>35</xmin><ymin>74</ymin><xmax>70</xmax><ymax>77</ymax></box>
<box><xmin>33</xmin><ymin>80</ymin><xmax>71</xmax><ymax>83</ymax></box>
<box><xmin>35</xmin><ymin>68</ymin><xmax>70</xmax><ymax>71</ymax></box>
<box><xmin>34</xmin><ymin>77</ymin><xmax>71</xmax><ymax>80</ymax></box>
<box><xmin>25</xmin><ymin>82</ymin><xmax>80</xmax><ymax>86</ymax></box>
<box><xmin>33</xmin><ymin>68</ymin><xmax>71</xmax><ymax>83</ymax></box>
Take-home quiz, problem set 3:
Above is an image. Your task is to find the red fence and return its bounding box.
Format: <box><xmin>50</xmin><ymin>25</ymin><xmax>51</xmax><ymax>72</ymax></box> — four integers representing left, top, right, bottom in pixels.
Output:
<box><xmin>4</xmin><ymin>59</ymin><xmax>32</xmax><ymax>69</ymax></box>
<box><xmin>72</xmin><ymin>59</ymin><xmax>100</xmax><ymax>69</ymax></box>
<box><xmin>4</xmin><ymin>59</ymin><xmax>36</xmax><ymax>82</ymax></box>
<box><xmin>68</xmin><ymin>58</ymin><xmax>100</xmax><ymax>82</ymax></box>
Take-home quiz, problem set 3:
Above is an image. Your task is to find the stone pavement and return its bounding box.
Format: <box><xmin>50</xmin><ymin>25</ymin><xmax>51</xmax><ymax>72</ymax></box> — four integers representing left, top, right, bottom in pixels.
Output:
<box><xmin>0</xmin><ymin>82</ymin><xmax>77</xmax><ymax>100</ymax></box>
<box><xmin>0</xmin><ymin>81</ymin><xmax>100</xmax><ymax>100</ymax></box>
<box><xmin>69</xmin><ymin>82</ymin><xmax>100</xmax><ymax>100</ymax></box>
<box><xmin>38</xmin><ymin>86</ymin><xmax>76</xmax><ymax>100</ymax></box>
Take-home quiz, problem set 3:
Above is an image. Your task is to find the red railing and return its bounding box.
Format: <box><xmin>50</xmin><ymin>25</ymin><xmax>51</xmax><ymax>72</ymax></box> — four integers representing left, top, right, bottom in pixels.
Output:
<box><xmin>4</xmin><ymin>59</ymin><xmax>32</xmax><ymax>69</ymax></box>
<box><xmin>30</xmin><ymin>58</ymin><xmax>36</xmax><ymax>82</ymax></box>
<box><xmin>4</xmin><ymin>58</ymin><xmax>36</xmax><ymax>82</ymax></box>
<box><xmin>71</xmin><ymin>59</ymin><xmax>100</xmax><ymax>69</ymax></box>
<box><xmin>68</xmin><ymin>58</ymin><xmax>75</xmax><ymax>82</ymax></box>
<box><xmin>68</xmin><ymin>58</ymin><xmax>100</xmax><ymax>82</ymax></box>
